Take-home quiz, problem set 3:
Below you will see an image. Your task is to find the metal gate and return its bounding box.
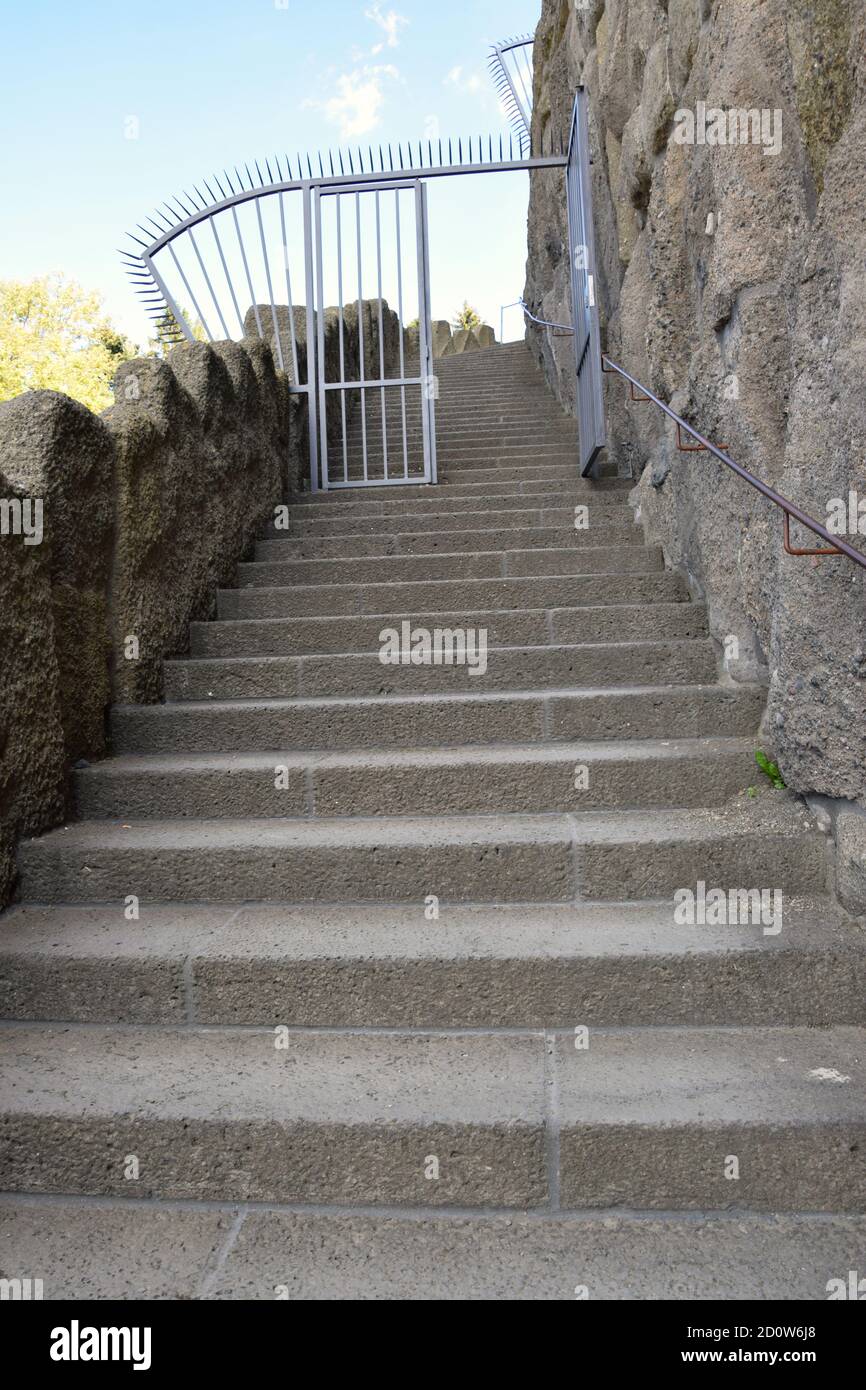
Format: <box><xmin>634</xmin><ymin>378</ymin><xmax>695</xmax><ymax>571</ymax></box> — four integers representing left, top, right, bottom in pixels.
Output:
<box><xmin>566</xmin><ymin>88</ymin><xmax>606</xmax><ymax>475</ymax></box>
<box><xmin>313</xmin><ymin>180</ymin><xmax>436</xmax><ymax>489</ymax></box>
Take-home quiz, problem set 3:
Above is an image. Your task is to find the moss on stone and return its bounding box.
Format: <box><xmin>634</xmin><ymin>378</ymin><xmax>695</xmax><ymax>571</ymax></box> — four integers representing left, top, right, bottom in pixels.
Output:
<box><xmin>786</xmin><ymin>0</ymin><xmax>854</xmax><ymax>195</ymax></box>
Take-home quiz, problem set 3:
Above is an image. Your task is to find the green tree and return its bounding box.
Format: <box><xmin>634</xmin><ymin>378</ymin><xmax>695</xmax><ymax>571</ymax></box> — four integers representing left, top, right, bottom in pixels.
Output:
<box><xmin>452</xmin><ymin>301</ymin><xmax>482</xmax><ymax>332</ymax></box>
<box><xmin>0</xmin><ymin>274</ymin><xmax>139</xmax><ymax>413</ymax></box>
<box><xmin>147</xmin><ymin>305</ymin><xmax>207</xmax><ymax>357</ymax></box>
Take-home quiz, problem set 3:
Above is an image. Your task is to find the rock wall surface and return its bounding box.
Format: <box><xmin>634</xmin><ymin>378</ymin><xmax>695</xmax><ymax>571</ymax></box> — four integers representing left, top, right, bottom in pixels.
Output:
<box><xmin>525</xmin><ymin>0</ymin><xmax>866</xmax><ymax>807</ymax></box>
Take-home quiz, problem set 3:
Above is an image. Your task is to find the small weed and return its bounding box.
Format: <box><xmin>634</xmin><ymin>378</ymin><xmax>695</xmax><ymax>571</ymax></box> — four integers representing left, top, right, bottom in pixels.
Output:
<box><xmin>754</xmin><ymin>750</ymin><xmax>786</xmax><ymax>790</ymax></box>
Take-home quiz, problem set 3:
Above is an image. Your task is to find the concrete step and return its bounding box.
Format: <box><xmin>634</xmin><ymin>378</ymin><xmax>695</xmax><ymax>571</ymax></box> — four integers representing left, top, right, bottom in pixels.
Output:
<box><xmin>162</xmin><ymin>639</ymin><xmax>719</xmax><ymax>702</ymax></box>
<box><xmin>17</xmin><ymin>804</ymin><xmax>825</xmax><ymax>904</ymax></box>
<box><xmin>0</xmin><ymin>1026</ymin><xmax>547</xmax><ymax>1206</ymax></box>
<box><xmin>279</xmin><ymin>491</ymin><xmax>631</xmax><ymax>524</ymax></box>
<box><xmin>219</xmin><ymin>573</ymin><xmax>689</xmax><ymax>622</ymax></box>
<box><xmin>73</xmin><ymin>737</ymin><xmax>752</xmax><ymax>820</ymax></box>
<box><xmin>287</xmin><ymin>476</ymin><xmax>631</xmax><ymax>506</ymax></box>
<box><xmin>235</xmin><ymin>546</ymin><xmax>665</xmax><ymax>589</ymax></box>
<box><xmin>0</xmin><ymin>1024</ymin><xmax>861</xmax><ymax>1209</ymax></box>
<box><xmin>3</xmin><ymin>1198</ymin><xmax>864</xmax><ymax>1299</ymax></box>
<box><xmin>191</xmin><ymin>601</ymin><xmax>708</xmax><ymax>657</ymax></box>
<box><xmin>250</xmin><ymin>526</ymin><xmax>642</xmax><ymax>561</ymax></box>
<box><xmin>112</xmin><ymin>683</ymin><xmax>765</xmax><ymax>754</ymax></box>
<box><xmin>3</xmin><ymin>898</ymin><xmax>862</xmax><ymax>1029</ymax></box>
<box><xmin>274</xmin><ymin>503</ymin><xmax>633</xmax><ymax>537</ymax></box>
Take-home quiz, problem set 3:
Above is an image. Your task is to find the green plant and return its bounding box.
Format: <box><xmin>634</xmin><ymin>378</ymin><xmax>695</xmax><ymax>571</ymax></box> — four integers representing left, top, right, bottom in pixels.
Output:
<box><xmin>754</xmin><ymin>750</ymin><xmax>786</xmax><ymax>790</ymax></box>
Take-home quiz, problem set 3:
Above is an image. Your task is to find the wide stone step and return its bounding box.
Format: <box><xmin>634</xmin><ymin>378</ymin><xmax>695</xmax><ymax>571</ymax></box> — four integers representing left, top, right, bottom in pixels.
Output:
<box><xmin>113</xmin><ymin>683</ymin><xmax>765</xmax><ymax>754</ymax></box>
<box><xmin>73</xmin><ymin>736</ymin><xmax>751</xmax><ymax>820</ymax></box>
<box><xmin>2</xmin><ymin>898</ymin><xmax>862</xmax><ymax>1029</ymax></box>
<box><xmin>275</xmin><ymin>502</ymin><xmax>632</xmax><ymax>538</ymax></box>
<box><xmin>1</xmin><ymin>1024</ymin><xmax>861</xmax><ymax>1209</ymax></box>
<box><xmin>252</xmin><ymin>527</ymin><xmax>641</xmax><ymax>561</ymax></box>
<box><xmin>282</xmin><ymin>480</ymin><xmax>632</xmax><ymax>517</ymax></box>
<box><xmin>283</xmin><ymin>489</ymin><xmax>631</xmax><ymax>522</ymax></box>
<box><xmin>163</xmin><ymin>639</ymin><xmax>718</xmax><ymax>702</ymax></box>
<box><xmin>3</xmin><ymin>1199</ymin><xmax>864</xmax><ymax>1299</ymax></box>
<box><xmin>17</xmin><ymin>805</ymin><xmax>824</xmax><ymax>904</ymax></box>
<box><xmin>192</xmin><ymin>601</ymin><xmax>708</xmax><ymax>657</ymax></box>
<box><xmin>219</xmin><ymin>572</ymin><xmax>688</xmax><ymax>621</ymax></box>
<box><xmin>235</xmin><ymin>545</ymin><xmax>664</xmax><ymax>589</ymax></box>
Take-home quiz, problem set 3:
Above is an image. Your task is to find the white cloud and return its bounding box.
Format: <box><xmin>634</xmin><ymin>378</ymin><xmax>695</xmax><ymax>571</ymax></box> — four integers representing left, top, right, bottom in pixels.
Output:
<box><xmin>306</xmin><ymin>65</ymin><xmax>399</xmax><ymax>138</ymax></box>
<box><xmin>444</xmin><ymin>66</ymin><xmax>486</xmax><ymax>96</ymax></box>
<box><xmin>364</xmin><ymin>4</ymin><xmax>408</xmax><ymax>50</ymax></box>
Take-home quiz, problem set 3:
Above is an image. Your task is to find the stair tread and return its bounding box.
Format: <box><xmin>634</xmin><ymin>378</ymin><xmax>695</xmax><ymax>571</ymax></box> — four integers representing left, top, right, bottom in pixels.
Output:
<box><xmin>1</xmin><ymin>897</ymin><xmax>858</xmax><ymax>964</ymax></box>
<box><xmin>22</xmin><ymin>801</ymin><xmax>817</xmax><ymax>849</ymax></box>
<box><xmin>2</xmin><ymin>1024</ymin><xmax>864</xmax><ymax>1128</ymax></box>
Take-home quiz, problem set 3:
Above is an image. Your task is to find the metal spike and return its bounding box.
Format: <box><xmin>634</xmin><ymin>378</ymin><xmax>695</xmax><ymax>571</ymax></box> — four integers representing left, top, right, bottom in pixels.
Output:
<box><xmin>307</xmin><ymin>154</ymin><xmax>313</xmax><ymax>177</ymax></box>
<box><xmin>388</xmin><ymin>144</ymin><xmax>393</xmax><ymax>171</ymax></box>
<box><xmin>202</xmin><ymin>178</ymin><xmax>218</xmax><ymax>203</ymax></box>
<box><xmin>357</xmin><ymin>147</ymin><xmax>364</xmax><ymax>173</ymax></box>
<box><xmin>184</xmin><ymin>189</ymin><xmax>203</xmax><ymax>211</ymax></box>
<box><xmin>329</xmin><ymin>149</ymin><xmax>335</xmax><ymax>175</ymax></box>
<box><xmin>379</xmin><ymin>144</ymin><xmax>384</xmax><ymax>171</ymax></box>
<box><xmin>369</xmin><ymin>145</ymin><xmax>374</xmax><ymax>171</ymax></box>
<box><xmin>458</xmin><ymin>138</ymin><xmax>462</xmax><ymax>163</ymax></box>
<box><xmin>297</xmin><ymin>154</ymin><xmax>303</xmax><ymax>179</ymax></box>
<box><xmin>125</xmin><ymin>232</ymin><xmax>148</xmax><ymax>247</ymax></box>
<box><xmin>318</xmin><ymin>152</ymin><xmax>324</xmax><ymax>177</ymax></box>
<box><xmin>348</xmin><ymin>148</ymin><xmax>354</xmax><ymax>173</ymax></box>
<box><xmin>397</xmin><ymin>144</ymin><xmax>403</xmax><ymax>169</ymax></box>
<box><xmin>193</xmin><ymin>184</ymin><xmax>209</xmax><ymax>206</ymax></box>
<box><xmin>339</xmin><ymin>149</ymin><xmax>345</xmax><ymax>174</ymax></box>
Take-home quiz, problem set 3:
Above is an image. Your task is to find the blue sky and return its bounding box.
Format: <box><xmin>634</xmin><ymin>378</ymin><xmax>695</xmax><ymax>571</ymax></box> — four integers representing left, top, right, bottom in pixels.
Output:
<box><xmin>1</xmin><ymin>0</ymin><xmax>542</xmax><ymax>346</ymax></box>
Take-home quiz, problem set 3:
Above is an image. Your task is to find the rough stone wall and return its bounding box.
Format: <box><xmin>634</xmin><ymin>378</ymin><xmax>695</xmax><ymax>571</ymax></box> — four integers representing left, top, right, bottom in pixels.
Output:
<box><xmin>525</xmin><ymin>0</ymin><xmax>866</xmax><ymax>807</ymax></box>
<box><xmin>0</xmin><ymin>335</ymin><xmax>294</xmax><ymax>909</ymax></box>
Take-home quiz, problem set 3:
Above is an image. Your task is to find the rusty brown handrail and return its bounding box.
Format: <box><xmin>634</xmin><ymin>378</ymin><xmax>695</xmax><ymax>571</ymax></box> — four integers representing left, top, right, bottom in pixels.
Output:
<box><xmin>600</xmin><ymin>353</ymin><xmax>866</xmax><ymax>572</ymax></box>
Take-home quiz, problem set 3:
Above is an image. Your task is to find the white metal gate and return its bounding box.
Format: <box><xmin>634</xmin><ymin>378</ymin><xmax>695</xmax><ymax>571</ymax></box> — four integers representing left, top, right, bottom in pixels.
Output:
<box><xmin>566</xmin><ymin>88</ymin><xmax>606</xmax><ymax>475</ymax></box>
<box><xmin>313</xmin><ymin>180</ymin><xmax>436</xmax><ymax>490</ymax></box>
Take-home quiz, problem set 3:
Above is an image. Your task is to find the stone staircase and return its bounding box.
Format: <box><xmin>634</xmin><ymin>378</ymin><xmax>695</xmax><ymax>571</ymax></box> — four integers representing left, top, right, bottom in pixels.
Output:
<box><xmin>1</xmin><ymin>341</ymin><xmax>865</xmax><ymax>1300</ymax></box>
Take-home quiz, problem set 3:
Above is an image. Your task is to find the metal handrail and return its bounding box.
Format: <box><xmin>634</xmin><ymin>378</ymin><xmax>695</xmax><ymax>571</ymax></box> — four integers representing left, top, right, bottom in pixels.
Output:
<box><xmin>520</xmin><ymin>301</ymin><xmax>866</xmax><ymax>573</ymax></box>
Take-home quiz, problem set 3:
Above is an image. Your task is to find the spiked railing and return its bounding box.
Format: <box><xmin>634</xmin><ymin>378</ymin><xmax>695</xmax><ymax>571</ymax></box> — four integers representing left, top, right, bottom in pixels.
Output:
<box><xmin>121</xmin><ymin>130</ymin><xmax>567</xmax><ymax>351</ymax></box>
<box><xmin>488</xmin><ymin>36</ymin><xmax>535</xmax><ymax>152</ymax></box>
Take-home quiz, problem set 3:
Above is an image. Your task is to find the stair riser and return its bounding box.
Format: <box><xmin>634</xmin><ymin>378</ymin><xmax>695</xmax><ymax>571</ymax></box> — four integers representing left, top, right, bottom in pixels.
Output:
<box><xmin>17</xmin><ymin>831</ymin><xmax>824</xmax><ymax>906</ymax></box>
<box><xmin>74</xmin><ymin>748</ymin><xmax>751</xmax><ymax>821</ymax></box>
<box><xmin>288</xmin><ymin>477</ymin><xmax>630</xmax><ymax>506</ymax></box>
<box><xmin>192</xmin><ymin>604</ymin><xmax>708</xmax><ymax>657</ymax></box>
<box><xmin>5</xmin><ymin>946</ymin><xmax>862</xmax><ymax>1029</ymax></box>
<box><xmin>558</xmin><ymin>1127</ymin><xmax>866</xmax><ymax>1212</ymax></box>
<box><xmin>237</xmin><ymin>547</ymin><xmax>664</xmax><ymax>588</ymax></box>
<box><xmin>163</xmin><ymin>642</ymin><xmax>718</xmax><ymax>702</ymax></box>
<box><xmin>0</xmin><ymin>1116</ymin><xmax>545</xmax><ymax>1208</ymax></box>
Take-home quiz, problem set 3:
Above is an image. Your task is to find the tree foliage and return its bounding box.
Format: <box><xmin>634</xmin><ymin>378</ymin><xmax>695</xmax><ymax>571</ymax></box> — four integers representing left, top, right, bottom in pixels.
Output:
<box><xmin>452</xmin><ymin>300</ymin><xmax>482</xmax><ymax>332</ymax></box>
<box><xmin>0</xmin><ymin>274</ymin><xmax>139</xmax><ymax>413</ymax></box>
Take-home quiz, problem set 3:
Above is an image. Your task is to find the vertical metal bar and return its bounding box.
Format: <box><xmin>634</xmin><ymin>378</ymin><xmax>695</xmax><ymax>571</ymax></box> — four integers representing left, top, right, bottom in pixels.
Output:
<box><xmin>355</xmin><ymin>192</ymin><xmax>368</xmax><ymax>484</ymax></box>
<box><xmin>189</xmin><ymin>226</ymin><xmax>230</xmax><ymax>338</ymax></box>
<box><xmin>233</xmin><ymin>206</ymin><xmax>262</xmax><ymax>338</ymax></box>
<box><xmin>278</xmin><ymin>191</ymin><xmax>300</xmax><ymax>385</ymax></box>
<box><xmin>256</xmin><ymin>195</ymin><xmax>285</xmax><ymax>371</ymax></box>
<box><xmin>313</xmin><ymin>188</ymin><xmax>329</xmax><ymax>490</ymax></box>
<box><xmin>303</xmin><ymin>186</ymin><xmax>320</xmax><ymax>492</ymax></box>
<box><xmin>414</xmin><ymin>181</ymin><xmax>434</xmax><ymax>485</ymax></box>
<box><xmin>394</xmin><ymin>189</ymin><xmax>409</xmax><ymax>478</ymax></box>
<box><xmin>375</xmin><ymin>190</ymin><xmax>388</xmax><ymax>481</ymax></box>
<box><xmin>210</xmin><ymin>216</ymin><xmax>245</xmax><ymax>335</ymax></box>
<box><xmin>336</xmin><ymin>195</ymin><xmax>348</xmax><ymax>481</ymax></box>
<box><xmin>167</xmin><ymin>240</ymin><xmax>212</xmax><ymax>340</ymax></box>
